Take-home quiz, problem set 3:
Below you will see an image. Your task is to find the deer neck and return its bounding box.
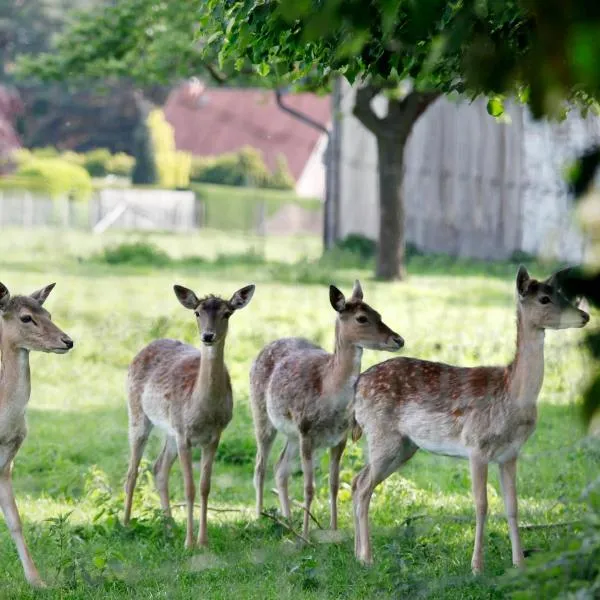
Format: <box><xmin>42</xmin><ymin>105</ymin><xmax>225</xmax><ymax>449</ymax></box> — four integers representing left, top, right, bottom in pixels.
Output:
<box><xmin>508</xmin><ymin>308</ymin><xmax>545</xmax><ymax>407</ymax></box>
<box><xmin>0</xmin><ymin>338</ymin><xmax>31</xmax><ymax>413</ymax></box>
<box><xmin>324</xmin><ymin>322</ymin><xmax>363</xmax><ymax>397</ymax></box>
<box><xmin>194</xmin><ymin>340</ymin><xmax>227</xmax><ymax>404</ymax></box>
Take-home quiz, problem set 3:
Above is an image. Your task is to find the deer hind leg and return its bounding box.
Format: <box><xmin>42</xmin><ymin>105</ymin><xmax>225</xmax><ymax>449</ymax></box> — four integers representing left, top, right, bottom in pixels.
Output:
<box><xmin>124</xmin><ymin>415</ymin><xmax>152</xmax><ymax>525</ymax></box>
<box><xmin>274</xmin><ymin>440</ymin><xmax>298</xmax><ymax>520</ymax></box>
<box><xmin>197</xmin><ymin>436</ymin><xmax>220</xmax><ymax>547</ymax></box>
<box><xmin>300</xmin><ymin>436</ymin><xmax>315</xmax><ymax>540</ymax></box>
<box><xmin>470</xmin><ymin>456</ymin><xmax>489</xmax><ymax>574</ymax></box>
<box><xmin>153</xmin><ymin>435</ymin><xmax>177</xmax><ymax>518</ymax></box>
<box><xmin>176</xmin><ymin>435</ymin><xmax>196</xmax><ymax>550</ymax></box>
<box><xmin>329</xmin><ymin>438</ymin><xmax>347</xmax><ymax>530</ymax></box>
<box><xmin>353</xmin><ymin>434</ymin><xmax>417</xmax><ymax>564</ymax></box>
<box><xmin>0</xmin><ymin>462</ymin><xmax>45</xmax><ymax>587</ymax></box>
<box><xmin>253</xmin><ymin>422</ymin><xmax>277</xmax><ymax>518</ymax></box>
<box><xmin>499</xmin><ymin>458</ymin><xmax>524</xmax><ymax>568</ymax></box>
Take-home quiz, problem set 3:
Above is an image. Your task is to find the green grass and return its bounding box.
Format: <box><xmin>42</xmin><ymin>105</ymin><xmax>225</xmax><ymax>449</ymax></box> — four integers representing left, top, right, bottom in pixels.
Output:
<box><xmin>0</xmin><ymin>228</ymin><xmax>596</xmax><ymax>599</ymax></box>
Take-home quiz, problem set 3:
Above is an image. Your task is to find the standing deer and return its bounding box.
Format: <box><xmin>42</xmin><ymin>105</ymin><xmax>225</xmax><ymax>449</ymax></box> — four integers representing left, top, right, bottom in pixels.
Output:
<box><xmin>352</xmin><ymin>266</ymin><xmax>590</xmax><ymax>569</ymax></box>
<box><xmin>251</xmin><ymin>281</ymin><xmax>404</xmax><ymax>539</ymax></box>
<box><xmin>0</xmin><ymin>282</ymin><xmax>74</xmax><ymax>587</ymax></box>
<box><xmin>123</xmin><ymin>283</ymin><xmax>255</xmax><ymax>549</ymax></box>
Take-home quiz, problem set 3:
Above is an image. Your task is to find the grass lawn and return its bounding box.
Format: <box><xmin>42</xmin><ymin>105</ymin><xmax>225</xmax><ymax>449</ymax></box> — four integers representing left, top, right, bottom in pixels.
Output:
<box><xmin>0</xmin><ymin>228</ymin><xmax>596</xmax><ymax>599</ymax></box>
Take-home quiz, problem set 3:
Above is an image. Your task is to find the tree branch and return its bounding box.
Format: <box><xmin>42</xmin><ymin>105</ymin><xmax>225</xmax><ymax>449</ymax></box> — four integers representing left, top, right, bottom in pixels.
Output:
<box><xmin>353</xmin><ymin>83</ymin><xmax>385</xmax><ymax>136</ymax></box>
<box><xmin>260</xmin><ymin>511</ymin><xmax>313</xmax><ymax>545</ymax></box>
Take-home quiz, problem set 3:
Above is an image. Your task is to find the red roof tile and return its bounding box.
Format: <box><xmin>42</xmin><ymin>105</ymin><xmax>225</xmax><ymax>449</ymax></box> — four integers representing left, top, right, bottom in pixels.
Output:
<box><xmin>164</xmin><ymin>86</ymin><xmax>330</xmax><ymax>181</ymax></box>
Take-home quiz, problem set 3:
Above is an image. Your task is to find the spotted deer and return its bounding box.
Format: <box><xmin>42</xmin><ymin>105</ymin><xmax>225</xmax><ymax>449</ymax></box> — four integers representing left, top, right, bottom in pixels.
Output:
<box><xmin>251</xmin><ymin>280</ymin><xmax>404</xmax><ymax>539</ymax></box>
<box><xmin>124</xmin><ymin>283</ymin><xmax>255</xmax><ymax>549</ymax></box>
<box><xmin>0</xmin><ymin>282</ymin><xmax>74</xmax><ymax>587</ymax></box>
<box><xmin>352</xmin><ymin>266</ymin><xmax>590</xmax><ymax>569</ymax></box>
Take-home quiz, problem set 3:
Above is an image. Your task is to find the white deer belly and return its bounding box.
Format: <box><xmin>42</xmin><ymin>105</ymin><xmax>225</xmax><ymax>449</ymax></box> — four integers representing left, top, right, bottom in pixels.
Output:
<box><xmin>410</xmin><ymin>435</ymin><xmax>471</xmax><ymax>458</ymax></box>
<box><xmin>141</xmin><ymin>389</ymin><xmax>177</xmax><ymax>436</ymax></box>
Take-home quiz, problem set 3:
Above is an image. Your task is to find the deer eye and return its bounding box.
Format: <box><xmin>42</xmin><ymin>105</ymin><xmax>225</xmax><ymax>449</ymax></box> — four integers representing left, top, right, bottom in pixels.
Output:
<box><xmin>20</xmin><ymin>315</ymin><xmax>33</xmax><ymax>323</ymax></box>
<box><xmin>223</xmin><ymin>312</ymin><xmax>232</xmax><ymax>319</ymax></box>
<box><xmin>356</xmin><ymin>315</ymin><xmax>368</xmax><ymax>324</ymax></box>
<box><xmin>194</xmin><ymin>311</ymin><xmax>200</xmax><ymax>317</ymax></box>
<box><xmin>539</xmin><ymin>296</ymin><xmax>551</xmax><ymax>305</ymax></box>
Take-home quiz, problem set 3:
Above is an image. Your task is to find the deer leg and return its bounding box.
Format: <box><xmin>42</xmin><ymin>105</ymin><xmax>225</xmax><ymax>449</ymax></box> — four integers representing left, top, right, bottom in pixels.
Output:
<box><xmin>353</xmin><ymin>435</ymin><xmax>416</xmax><ymax>564</ymax></box>
<box><xmin>470</xmin><ymin>456</ymin><xmax>489</xmax><ymax>574</ymax></box>
<box><xmin>153</xmin><ymin>435</ymin><xmax>177</xmax><ymax>518</ymax></box>
<box><xmin>124</xmin><ymin>417</ymin><xmax>152</xmax><ymax>525</ymax></box>
<box><xmin>499</xmin><ymin>458</ymin><xmax>524</xmax><ymax>568</ymax></box>
<box><xmin>329</xmin><ymin>438</ymin><xmax>346</xmax><ymax>530</ymax></box>
<box><xmin>176</xmin><ymin>436</ymin><xmax>196</xmax><ymax>550</ymax></box>
<box><xmin>274</xmin><ymin>440</ymin><xmax>297</xmax><ymax>520</ymax></box>
<box><xmin>254</xmin><ymin>425</ymin><xmax>277</xmax><ymax>517</ymax></box>
<box><xmin>0</xmin><ymin>463</ymin><xmax>44</xmax><ymax>587</ymax></box>
<box><xmin>300</xmin><ymin>436</ymin><xmax>315</xmax><ymax>540</ymax></box>
<box><xmin>197</xmin><ymin>436</ymin><xmax>220</xmax><ymax>547</ymax></box>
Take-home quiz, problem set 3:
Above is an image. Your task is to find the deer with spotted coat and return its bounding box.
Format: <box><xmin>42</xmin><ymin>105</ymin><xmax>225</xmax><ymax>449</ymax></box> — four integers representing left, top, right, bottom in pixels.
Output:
<box><xmin>351</xmin><ymin>266</ymin><xmax>590</xmax><ymax>569</ymax></box>
<box><xmin>0</xmin><ymin>282</ymin><xmax>74</xmax><ymax>587</ymax></box>
<box><xmin>251</xmin><ymin>281</ymin><xmax>404</xmax><ymax>539</ymax></box>
<box><xmin>123</xmin><ymin>283</ymin><xmax>255</xmax><ymax>549</ymax></box>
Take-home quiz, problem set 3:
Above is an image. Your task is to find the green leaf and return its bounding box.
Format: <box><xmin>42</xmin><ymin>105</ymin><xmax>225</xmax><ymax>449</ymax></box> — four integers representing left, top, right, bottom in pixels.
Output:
<box><xmin>256</xmin><ymin>62</ymin><xmax>271</xmax><ymax>77</ymax></box>
<box><xmin>487</xmin><ymin>96</ymin><xmax>504</xmax><ymax>117</ymax></box>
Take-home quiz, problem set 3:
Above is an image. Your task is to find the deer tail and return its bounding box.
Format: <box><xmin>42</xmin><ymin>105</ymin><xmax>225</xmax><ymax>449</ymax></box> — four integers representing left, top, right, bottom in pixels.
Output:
<box><xmin>350</xmin><ymin>413</ymin><xmax>363</xmax><ymax>443</ymax></box>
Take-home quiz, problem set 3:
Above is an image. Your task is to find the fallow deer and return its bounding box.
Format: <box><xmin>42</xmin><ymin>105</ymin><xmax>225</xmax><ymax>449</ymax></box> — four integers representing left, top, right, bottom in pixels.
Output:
<box><xmin>251</xmin><ymin>281</ymin><xmax>404</xmax><ymax>539</ymax></box>
<box><xmin>352</xmin><ymin>266</ymin><xmax>590</xmax><ymax>569</ymax></box>
<box><xmin>123</xmin><ymin>283</ymin><xmax>255</xmax><ymax>549</ymax></box>
<box><xmin>0</xmin><ymin>282</ymin><xmax>74</xmax><ymax>587</ymax></box>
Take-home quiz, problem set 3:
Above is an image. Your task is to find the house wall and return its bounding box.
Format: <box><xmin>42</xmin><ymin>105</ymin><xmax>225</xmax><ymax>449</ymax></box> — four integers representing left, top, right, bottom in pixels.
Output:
<box><xmin>296</xmin><ymin>131</ymin><xmax>328</xmax><ymax>199</ymax></box>
<box><xmin>338</xmin><ymin>80</ymin><xmax>600</xmax><ymax>262</ymax></box>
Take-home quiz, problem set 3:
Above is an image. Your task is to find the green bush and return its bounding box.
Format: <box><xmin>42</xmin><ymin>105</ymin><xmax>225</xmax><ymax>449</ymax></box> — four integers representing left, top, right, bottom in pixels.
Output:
<box><xmin>98</xmin><ymin>241</ymin><xmax>171</xmax><ymax>266</ymax></box>
<box><xmin>61</xmin><ymin>150</ymin><xmax>86</xmax><ymax>166</ymax></box>
<box><xmin>14</xmin><ymin>157</ymin><xmax>92</xmax><ymax>200</ymax></box>
<box><xmin>30</xmin><ymin>146</ymin><xmax>59</xmax><ymax>158</ymax></box>
<box><xmin>190</xmin><ymin>146</ymin><xmax>270</xmax><ymax>187</ymax></box>
<box><xmin>265</xmin><ymin>154</ymin><xmax>295</xmax><ymax>190</ymax></box>
<box><xmin>106</xmin><ymin>152</ymin><xmax>135</xmax><ymax>177</ymax></box>
<box><xmin>84</xmin><ymin>148</ymin><xmax>112</xmax><ymax>177</ymax></box>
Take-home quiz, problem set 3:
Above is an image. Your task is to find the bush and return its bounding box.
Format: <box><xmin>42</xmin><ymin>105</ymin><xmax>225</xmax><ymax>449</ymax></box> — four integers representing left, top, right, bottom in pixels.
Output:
<box><xmin>61</xmin><ymin>150</ymin><xmax>86</xmax><ymax>166</ymax></box>
<box><xmin>106</xmin><ymin>152</ymin><xmax>135</xmax><ymax>177</ymax></box>
<box><xmin>334</xmin><ymin>234</ymin><xmax>377</xmax><ymax>261</ymax></box>
<box><xmin>265</xmin><ymin>154</ymin><xmax>295</xmax><ymax>190</ymax></box>
<box><xmin>30</xmin><ymin>146</ymin><xmax>59</xmax><ymax>158</ymax></box>
<box><xmin>14</xmin><ymin>157</ymin><xmax>92</xmax><ymax>200</ymax></box>
<box><xmin>83</xmin><ymin>148</ymin><xmax>112</xmax><ymax>177</ymax></box>
<box><xmin>98</xmin><ymin>241</ymin><xmax>171</xmax><ymax>266</ymax></box>
<box><xmin>132</xmin><ymin>118</ymin><xmax>157</xmax><ymax>185</ymax></box>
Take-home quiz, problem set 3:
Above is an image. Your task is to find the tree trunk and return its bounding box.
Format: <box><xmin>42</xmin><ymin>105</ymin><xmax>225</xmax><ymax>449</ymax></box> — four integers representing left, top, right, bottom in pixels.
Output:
<box><xmin>376</xmin><ymin>135</ymin><xmax>406</xmax><ymax>280</ymax></box>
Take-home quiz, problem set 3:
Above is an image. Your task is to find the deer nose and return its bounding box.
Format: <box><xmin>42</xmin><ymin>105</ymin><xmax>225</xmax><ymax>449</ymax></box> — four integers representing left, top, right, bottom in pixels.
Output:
<box><xmin>202</xmin><ymin>332</ymin><xmax>215</xmax><ymax>343</ymax></box>
<box><xmin>62</xmin><ymin>337</ymin><xmax>74</xmax><ymax>349</ymax></box>
<box><xmin>393</xmin><ymin>335</ymin><xmax>404</xmax><ymax>348</ymax></box>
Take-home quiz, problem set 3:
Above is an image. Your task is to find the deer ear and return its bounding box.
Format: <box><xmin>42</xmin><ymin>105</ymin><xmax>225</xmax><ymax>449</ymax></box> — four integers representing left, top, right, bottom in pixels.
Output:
<box><xmin>329</xmin><ymin>285</ymin><xmax>346</xmax><ymax>312</ymax></box>
<box><xmin>351</xmin><ymin>279</ymin><xmax>364</xmax><ymax>301</ymax></box>
<box><xmin>545</xmin><ymin>266</ymin><xmax>573</xmax><ymax>289</ymax></box>
<box><xmin>0</xmin><ymin>283</ymin><xmax>10</xmax><ymax>311</ymax></box>
<box><xmin>173</xmin><ymin>285</ymin><xmax>200</xmax><ymax>310</ymax></box>
<box><xmin>516</xmin><ymin>266</ymin><xmax>530</xmax><ymax>297</ymax></box>
<box><xmin>229</xmin><ymin>284</ymin><xmax>255</xmax><ymax>310</ymax></box>
<box><xmin>30</xmin><ymin>283</ymin><xmax>56</xmax><ymax>306</ymax></box>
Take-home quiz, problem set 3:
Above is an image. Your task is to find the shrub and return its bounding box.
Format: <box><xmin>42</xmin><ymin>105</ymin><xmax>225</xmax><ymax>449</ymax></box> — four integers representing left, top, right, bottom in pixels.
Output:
<box><xmin>132</xmin><ymin>118</ymin><xmax>157</xmax><ymax>185</ymax></box>
<box><xmin>14</xmin><ymin>157</ymin><xmax>92</xmax><ymax>200</ymax></box>
<box><xmin>98</xmin><ymin>241</ymin><xmax>171</xmax><ymax>266</ymax></box>
<box><xmin>106</xmin><ymin>152</ymin><xmax>135</xmax><ymax>177</ymax></box>
<box><xmin>30</xmin><ymin>146</ymin><xmax>59</xmax><ymax>158</ymax></box>
<box><xmin>334</xmin><ymin>234</ymin><xmax>377</xmax><ymax>261</ymax></box>
<box><xmin>61</xmin><ymin>150</ymin><xmax>86</xmax><ymax>166</ymax></box>
<box><xmin>265</xmin><ymin>154</ymin><xmax>295</xmax><ymax>190</ymax></box>
<box><xmin>147</xmin><ymin>109</ymin><xmax>191</xmax><ymax>188</ymax></box>
<box><xmin>83</xmin><ymin>148</ymin><xmax>112</xmax><ymax>177</ymax></box>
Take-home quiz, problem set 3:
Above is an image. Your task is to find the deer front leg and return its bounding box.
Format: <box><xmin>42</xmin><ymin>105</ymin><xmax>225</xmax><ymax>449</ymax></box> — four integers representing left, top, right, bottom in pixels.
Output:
<box><xmin>470</xmin><ymin>456</ymin><xmax>489</xmax><ymax>574</ymax></box>
<box><xmin>197</xmin><ymin>436</ymin><xmax>220</xmax><ymax>547</ymax></box>
<box><xmin>300</xmin><ymin>436</ymin><xmax>315</xmax><ymax>540</ymax></box>
<box><xmin>499</xmin><ymin>458</ymin><xmax>525</xmax><ymax>568</ymax></box>
<box><xmin>176</xmin><ymin>436</ymin><xmax>196</xmax><ymax>550</ymax></box>
<box><xmin>0</xmin><ymin>463</ymin><xmax>45</xmax><ymax>588</ymax></box>
<box><xmin>329</xmin><ymin>438</ymin><xmax>346</xmax><ymax>530</ymax></box>
<box><xmin>274</xmin><ymin>441</ymin><xmax>296</xmax><ymax>520</ymax></box>
<box><xmin>153</xmin><ymin>435</ymin><xmax>178</xmax><ymax>518</ymax></box>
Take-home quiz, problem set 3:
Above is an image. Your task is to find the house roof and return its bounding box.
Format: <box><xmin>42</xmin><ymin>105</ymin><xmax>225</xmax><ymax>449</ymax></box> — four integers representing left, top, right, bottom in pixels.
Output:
<box><xmin>164</xmin><ymin>85</ymin><xmax>331</xmax><ymax>180</ymax></box>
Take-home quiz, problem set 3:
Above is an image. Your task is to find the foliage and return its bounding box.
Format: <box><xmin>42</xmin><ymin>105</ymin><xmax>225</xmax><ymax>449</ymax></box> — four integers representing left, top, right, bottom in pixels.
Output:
<box><xmin>83</xmin><ymin>148</ymin><xmax>112</xmax><ymax>177</ymax></box>
<box><xmin>131</xmin><ymin>116</ymin><xmax>157</xmax><ymax>185</ymax></box>
<box><xmin>97</xmin><ymin>241</ymin><xmax>171</xmax><ymax>267</ymax></box>
<box><xmin>147</xmin><ymin>109</ymin><xmax>191</xmax><ymax>189</ymax></box>
<box><xmin>191</xmin><ymin>147</ymin><xmax>294</xmax><ymax>190</ymax></box>
<box><xmin>10</xmin><ymin>156</ymin><xmax>92</xmax><ymax>200</ymax></box>
<box><xmin>106</xmin><ymin>152</ymin><xmax>135</xmax><ymax>178</ymax></box>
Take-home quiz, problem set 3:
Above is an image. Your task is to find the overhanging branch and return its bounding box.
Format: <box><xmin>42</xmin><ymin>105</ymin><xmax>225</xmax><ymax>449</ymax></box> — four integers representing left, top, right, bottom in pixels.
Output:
<box><xmin>353</xmin><ymin>84</ymin><xmax>385</xmax><ymax>136</ymax></box>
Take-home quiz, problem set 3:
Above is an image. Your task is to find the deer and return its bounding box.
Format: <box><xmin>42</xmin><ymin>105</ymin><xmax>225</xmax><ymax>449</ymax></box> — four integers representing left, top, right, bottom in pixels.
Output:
<box><xmin>123</xmin><ymin>283</ymin><xmax>255</xmax><ymax>549</ymax></box>
<box><xmin>0</xmin><ymin>282</ymin><xmax>74</xmax><ymax>587</ymax></box>
<box><xmin>351</xmin><ymin>266</ymin><xmax>590</xmax><ymax>569</ymax></box>
<box><xmin>250</xmin><ymin>280</ymin><xmax>404</xmax><ymax>539</ymax></box>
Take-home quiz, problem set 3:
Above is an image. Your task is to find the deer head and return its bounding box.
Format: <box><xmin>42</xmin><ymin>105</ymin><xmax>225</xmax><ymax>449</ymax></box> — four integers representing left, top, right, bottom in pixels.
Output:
<box><xmin>0</xmin><ymin>282</ymin><xmax>74</xmax><ymax>353</ymax></box>
<box><xmin>329</xmin><ymin>280</ymin><xmax>404</xmax><ymax>351</ymax></box>
<box><xmin>174</xmin><ymin>283</ymin><xmax>255</xmax><ymax>346</ymax></box>
<box><xmin>516</xmin><ymin>266</ymin><xmax>590</xmax><ymax>330</ymax></box>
